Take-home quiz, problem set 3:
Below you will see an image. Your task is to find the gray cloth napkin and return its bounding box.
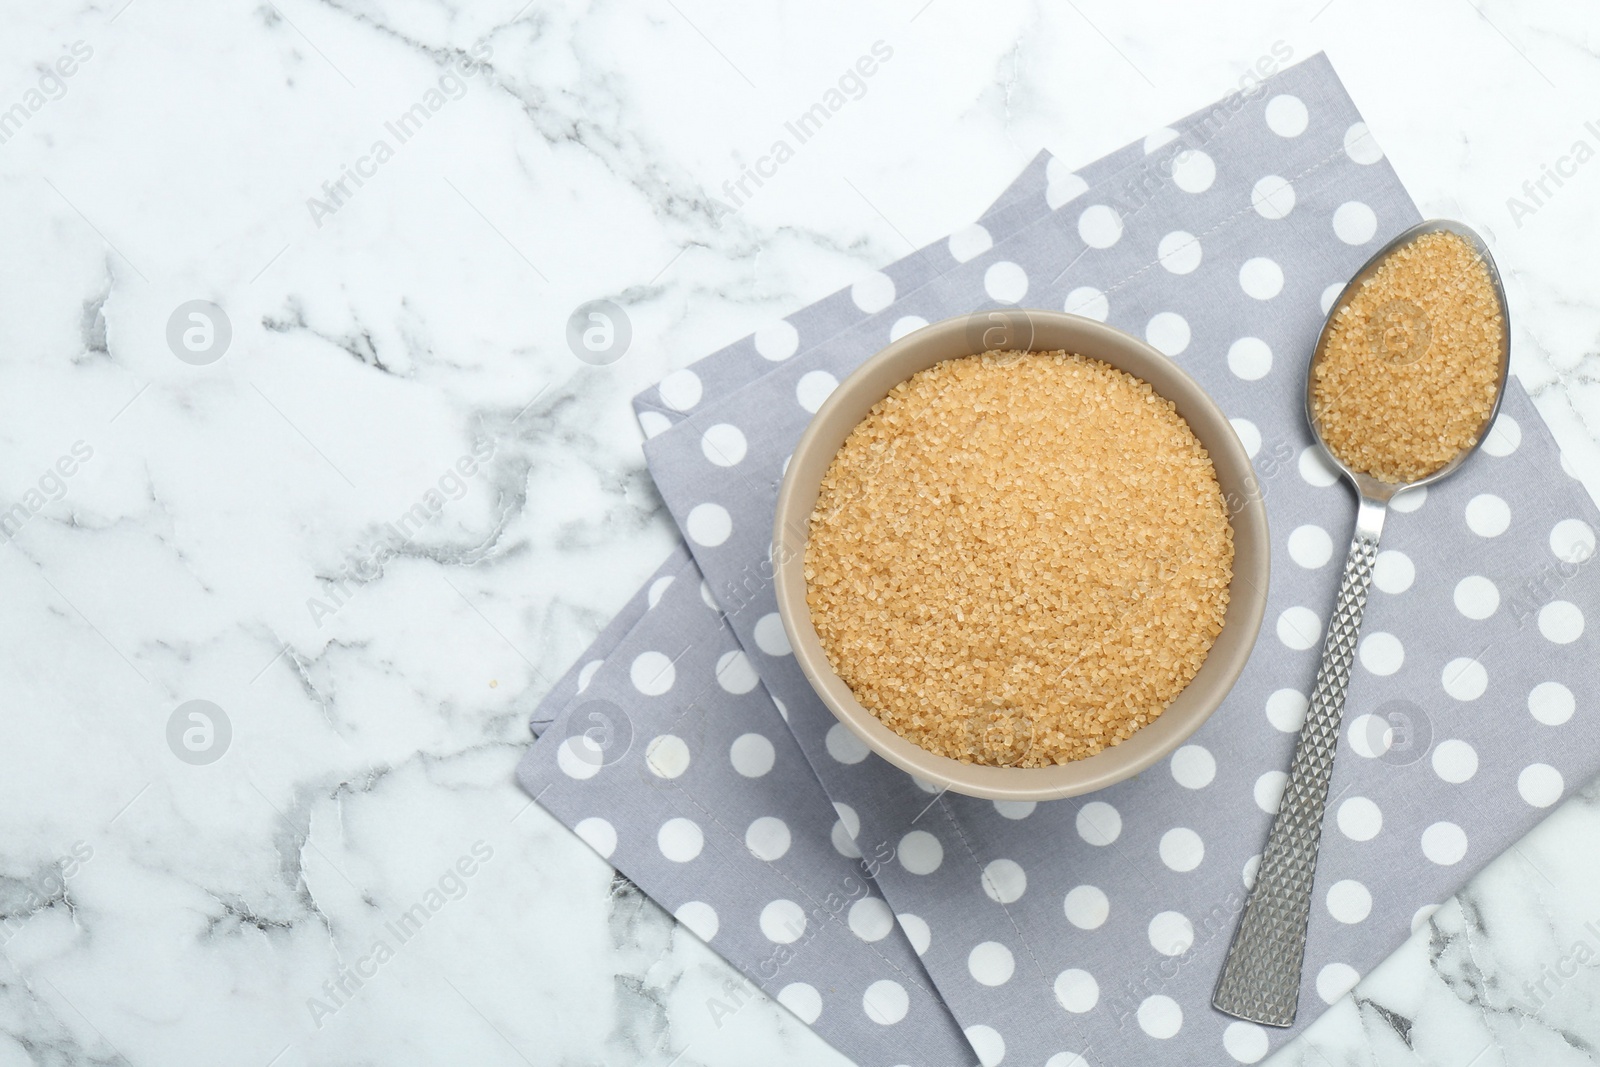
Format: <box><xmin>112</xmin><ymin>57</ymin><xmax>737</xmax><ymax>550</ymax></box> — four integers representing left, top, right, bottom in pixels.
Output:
<box><xmin>627</xmin><ymin>51</ymin><xmax>1600</xmax><ymax>1067</ymax></box>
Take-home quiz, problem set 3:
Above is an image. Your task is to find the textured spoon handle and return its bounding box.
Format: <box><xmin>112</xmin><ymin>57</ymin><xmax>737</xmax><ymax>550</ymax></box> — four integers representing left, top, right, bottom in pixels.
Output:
<box><xmin>1213</xmin><ymin>497</ymin><xmax>1388</xmax><ymax>1026</ymax></box>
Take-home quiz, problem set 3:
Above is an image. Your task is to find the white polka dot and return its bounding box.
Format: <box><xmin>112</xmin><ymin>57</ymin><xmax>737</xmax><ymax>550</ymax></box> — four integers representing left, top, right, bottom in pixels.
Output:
<box><xmin>638</xmin><ymin>410</ymin><xmax>671</xmax><ymax>438</ymax></box>
<box><xmin>1550</xmin><ymin>519</ymin><xmax>1597</xmax><ymax>563</ymax></box>
<box><xmin>674</xmin><ymin>900</ymin><xmax>719</xmax><ymax>941</ymax></box>
<box><xmin>1299</xmin><ymin>446</ymin><xmax>1339</xmax><ymax>487</ymax></box>
<box><xmin>848</xmin><ymin>896</ymin><xmax>894</xmax><ymax>942</ymax></box>
<box><xmin>1321</xmin><ymin>282</ymin><xmax>1345</xmax><ymax>315</ymax></box>
<box><xmin>965</xmin><ymin>1024</ymin><xmax>1005</xmax><ymax>1066</ymax></box>
<box><xmin>1078</xmin><ymin>204</ymin><xmax>1123</xmax><ymax>248</ymax></box>
<box><xmin>1227</xmin><ymin>336</ymin><xmax>1272</xmax><ymax>380</ymax></box>
<box><xmin>1266</xmin><ymin>688</ymin><xmax>1308</xmax><ymax>733</ymax></box>
<box><xmin>729</xmin><ymin>733</ymin><xmax>775</xmax><ymax>778</ymax></box>
<box><xmin>1224</xmin><ymin>1021</ymin><xmax>1270</xmax><ymax>1063</ymax></box>
<box><xmin>700</xmin><ymin>424</ymin><xmax>747</xmax><ymax>467</ymax></box>
<box><xmin>1265</xmin><ymin>94</ymin><xmax>1309</xmax><ymax>136</ymax></box>
<box><xmin>795</xmin><ymin>370</ymin><xmax>838</xmax><ymax>413</ymax></box>
<box><xmin>1453</xmin><ymin>576</ymin><xmax>1500</xmax><ymax>620</ymax></box>
<box><xmin>759</xmin><ymin>899</ymin><xmax>806</xmax><ymax>943</ymax></box>
<box><xmin>1144</xmin><ymin>127</ymin><xmax>1180</xmax><ymax>152</ymax></box>
<box><xmin>1242</xmin><ymin>854</ymin><xmax>1260</xmax><ymax>889</ymax></box>
<box><xmin>1529</xmin><ymin>681</ymin><xmax>1575</xmax><ymax>726</ymax></box>
<box><xmin>714</xmin><ymin>650</ymin><xmax>759</xmax><ymax>695</ymax></box>
<box><xmin>831</xmin><ymin>802</ymin><xmax>861</xmax><ymax>857</ymax></box>
<box><xmin>1348</xmin><ymin>713</ymin><xmax>1392</xmax><ymax>759</ymax></box>
<box><xmin>647</xmin><ymin>576</ymin><xmax>675</xmax><ymax>608</ymax></box>
<box><xmin>1047</xmin><ymin>168</ymin><xmax>1090</xmax><ymax>210</ymax></box>
<box><xmin>1373</xmin><ymin>550</ymin><xmax>1415</xmax><ymax>593</ymax></box>
<box><xmin>1157</xmin><ymin>230</ymin><xmax>1202</xmax><ymax>274</ymax></box>
<box><xmin>755</xmin><ymin>321</ymin><xmax>799</xmax><ymax>361</ymax></box>
<box><xmin>753</xmin><ymin>613</ymin><xmax>791</xmax><ymax>656</ymax></box>
<box><xmin>1333</xmin><ymin>202</ymin><xmax>1378</xmax><ymax>246</ymax></box>
<box><xmin>1344</xmin><ymin>122</ymin><xmax>1383</xmax><ymax>164</ymax></box>
<box><xmin>1412</xmin><ymin>904</ymin><xmax>1441</xmax><ymax>934</ymax></box>
<box><xmin>898</xmin><ymin>830</ymin><xmax>943</xmax><ymax>874</ymax></box>
<box><xmin>658</xmin><ymin>369</ymin><xmax>703</xmax><ymax>411</ymax></box>
<box><xmin>770</xmin><ymin>695</ymin><xmax>786</xmax><ymax>719</ymax></box>
<box><xmin>982</xmin><ymin>859</ymin><xmax>1027</xmax><ymax>903</ymax></box>
<box><xmin>1159</xmin><ymin>827</ymin><xmax>1205</xmax><ymax>872</ymax></box>
<box><xmin>1253</xmin><ymin>772</ymin><xmax>1287</xmax><ymax>815</ymax></box>
<box><xmin>575</xmin><ymin>659</ymin><xmax>603</xmax><ymax>693</ymax></box>
<box><xmin>984</xmin><ymin>260</ymin><xmax>1029</xmax><ymax>304</ymax></box>
<box><xmin>1170</xmin><ymin>745</ymin><xmax>1216</xmax><ymax>789</ymax></box>
<box><xmin>646</xmin><ymin>734</ymin><xmax>691</xmax><ymax>778</ymax></box>
<box><xmin>1539</xmin><ymin>601</ymin><xmax>1585</xmax><ymax>644</ymax></box>
<box><xmin>1063</xmin><ymin>885</ymin><xmax>1109</xmax><ymax>930</ymax></box>
<box><xmin>1047</xmin><ymin>1054</ymin><xmax>1090</xmax><ymax>1067</ymax></box>
<box><xmin>1076</xmin><ymin>801</ymin><xmax>1121</xmax><ymax>846</ymax></box>
<box><xmin>863</xmin><ymin>980</ymin><xmax>908</xmax><ymax>1025</ymax></box>
<box><xmin>1483</xmin><ymin>413</ymin><xmax>1521</xmax><ymax>457</ymax></box>
<box><xmin>949</xmin><ymin>223</ymin><xmax>993</xmax><ymax>262</ymax></box>
<box><xmin>1145</xmin><ymin>312</ymin><xmax>1190</xmax><ymax>356</ymax></box>
<box><xmin>1327</xmin><ymin>879</ymin><xmax>1372</xmax><ymax>923</ymax></box>
<box><xmin>898</xmin><ymin>913</ymin><xmax>931</xmax><ymax>955</ymax></box>
<box><xmin>1358</xmin><ymin>632</ymin><xmax>1404</xmax><ymax>676</ymax></box>
<box><xmin>1465</xmin><ymin>494</ymin><xmax>1511</xmax><ymax>537</ymax></box>
<box><xmin>1317</xmin><ymin>962</ymin><xmax>1360</xmax><ymax>1004</ymax></box>
<box><xmin>1432</xmin><ymin>738</ymin><xmax>1479</xmax><ymax>783</ymax></box>
<box><xmin>1519</xmin><ymin>763</ymin><xmax>1564</xmax><ymax>807</ymax></box>
<box><xmin>658</xmin><ymin>818</ymin><xmax>703</xmax><ymax>862</ymax></box>
<box><xmin>631</xmin><ymin>650</ymin><xmax>677</xmax><ymax>695</ymax></box>
<box><xmin>777</xmin><ymin>982</ymin><xmax>820</xmax><ymax>1023</ymax></box>
<box><xmin>1391</xmin><ymin>486</ymin><xmax>1428</xmax><ymax>513</ymax></box>
<box><xmin>1054</xmin><ymin>969</ymin><xmax>1099</xmax><ymax>1013</ymax></box>
<box><xmin>1277</xmin><ymin>606</ymin><xmax>1322</xmax><ymax>650</ymax></box>
<box><xmin>685</xmin><ymin>503</ymin><xmax>732</xmax><ymax>547</ymax></box>
<box><xmin>1337</xmin><ymin>796</ymin><xmax>1382</xmax><ymax>841</ymax></box>
<box><xmin>1251</xmin><ymin>174</ymin><xmax>1296</xmax><ymax>220</ymax></box>
<box><xmin>746</xmin><ymin>816</ymin><xmax>791</xmax><ymax>861</ymax></box>
<box><xmin>557</xmin><ymin>736</ymin><xmax>604</xmax><ymax>779</ymax></box>
<box><xmin>1240</xmin><ymin>257</ymin><xmax>1284</xmax><ymax>300</ymax></box>
<box><xmin>910</xmin><ymin>775</ymin><xmax>940</xmax><ymax>794</ymax></box>
<box><xmin>889</xmin><ymin>315</ymin><xmax>928</xmax><ymax>341</ymax></box>
<box><xmin>994</xmin><ymin>800</ymin><xmax>1036</xmax><ymax>820</ymax></box>
<box><xmin>1231</xmin><ymin>418</ymin><xmax>1262</xmax><ymax>458</ymax></box>
<box><xmin>824</xmin><ymin>722</ymin><xmax>869</xmax><ymax>764</ymax></box>
<box><xmin>851</xmin><ymin>272</ymin><xmax>895</xmax><ymax>313</ymax></box>
<box><xmin>1064</xmin><ymin>286</ymin><xmax>1108</xmax><ymax>320</ymax></box>
<box><xmin>1148</xmin><ymin>911</ymin><xmax>1194</xmax><ymax>956</ymax></box>
<box><xmin>1138</xmin><ymin>995</ymin><xmax>1183</xmax><ymax>1038</ymax></box>
<box><xmin>1421</xmin><ymin>821</ymin><xmax>1467</xmax><ymax>865</ymax></box>
<box><xmin>1171</xmin><ymin>149</ymin><xmax>1216</xmax><ymax>193</ymax></box>
<box><xmin>574</xmin><ymin>817</ymin><xmax>617</xmax><ymax>858</ymax></box>
<box><xmin>1288</xmin><ymin>524</ymin><xmax>1333</xmax><ymax>568</ymax></box>
<box><xmin>1442</xmin><ymin>657</ymin><xmax>1487</xmax><ymax>700</ymax></box>
<box><xmin>968</xmin><ymin>941</ymin><xmax>1015</xmax><ymax>986</ymax></box>
<box><xmin>699</xmin><ymin>581</ymin><xmax>718</xmax><ymax>610</ymax></box>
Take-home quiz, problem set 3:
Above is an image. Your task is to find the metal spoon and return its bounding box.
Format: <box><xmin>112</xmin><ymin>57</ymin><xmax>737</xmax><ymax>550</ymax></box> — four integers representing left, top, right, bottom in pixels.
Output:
<box><xmin>1213</xmin><ymin>219</ymin><xmax>1511</xmax><ymax>1027</ymax></box>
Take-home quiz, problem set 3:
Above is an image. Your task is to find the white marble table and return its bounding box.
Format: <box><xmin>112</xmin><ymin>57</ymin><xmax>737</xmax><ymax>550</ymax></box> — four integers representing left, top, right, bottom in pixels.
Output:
<box><xmin>3</xmin><ymin>1</ymin><xmax>1598</xmax><ymax>1064</ymax></box>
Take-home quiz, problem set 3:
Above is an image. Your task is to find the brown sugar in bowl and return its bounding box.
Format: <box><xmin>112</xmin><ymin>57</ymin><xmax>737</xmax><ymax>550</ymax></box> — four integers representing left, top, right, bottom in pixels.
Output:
<box><xmin>772</xmin><ymin>311</ymin><xmax>1270</xmax><ymax>801</ymax></box>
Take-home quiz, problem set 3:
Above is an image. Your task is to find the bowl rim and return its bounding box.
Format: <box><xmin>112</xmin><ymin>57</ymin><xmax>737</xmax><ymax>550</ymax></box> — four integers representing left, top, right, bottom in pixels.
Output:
<box><xmin>771</xmin><ymin>310</ymin><xmax>1270</xmax><ymax>801</ymax></box>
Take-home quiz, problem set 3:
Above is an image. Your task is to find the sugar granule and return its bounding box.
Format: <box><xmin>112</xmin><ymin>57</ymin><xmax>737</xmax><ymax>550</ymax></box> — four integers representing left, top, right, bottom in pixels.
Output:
<box><xmin>804</xmin><ymin>350</ymin><xmax>1235</xmax><ymax>768</ymax></box>
<box><xmin>1311</xmin><ymin>230</ymin><xmax>1505</xmax><ymax>484</ymax></box>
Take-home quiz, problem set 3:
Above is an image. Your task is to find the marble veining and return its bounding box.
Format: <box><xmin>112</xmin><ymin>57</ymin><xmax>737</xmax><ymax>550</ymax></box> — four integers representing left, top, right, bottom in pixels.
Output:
<box><xmin>3</xmin><ymin>0</ymin><xmax>1600</xmax><ymax>1064</ymax></box>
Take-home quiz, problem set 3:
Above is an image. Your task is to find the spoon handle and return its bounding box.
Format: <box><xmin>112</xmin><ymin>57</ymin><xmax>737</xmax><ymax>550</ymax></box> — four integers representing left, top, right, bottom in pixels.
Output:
<box><xmin>1214</xmin><ymin>495</ymin><xmax>1388</xmax><ymax>1026</ymax></box>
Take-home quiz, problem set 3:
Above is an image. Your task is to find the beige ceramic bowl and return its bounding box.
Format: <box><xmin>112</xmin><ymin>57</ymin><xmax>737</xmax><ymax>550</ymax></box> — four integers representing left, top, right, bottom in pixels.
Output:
<box><xmin>772</xmin><ymin>310</ymin><xmax>1270</xmax><ymax>801</ymax></box>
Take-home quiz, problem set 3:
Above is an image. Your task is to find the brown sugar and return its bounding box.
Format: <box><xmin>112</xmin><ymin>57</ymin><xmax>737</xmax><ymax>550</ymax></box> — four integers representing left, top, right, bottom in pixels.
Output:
<box><xmin>803</xmin><ymin>350</ymin><xmax>1234</xmax><ymax>767</ymax></box>
<box><xmin>1310</xmin><ymin>230</ymin><xmax>1505</xmax><ymax>484</ymax></box>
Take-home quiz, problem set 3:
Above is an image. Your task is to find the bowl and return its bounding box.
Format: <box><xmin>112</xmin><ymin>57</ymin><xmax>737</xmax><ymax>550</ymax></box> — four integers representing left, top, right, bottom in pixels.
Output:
<box><xmin>772</xmin><ymin>310</ymin><xmax>1270</xmax><ymax>801</ymax></box>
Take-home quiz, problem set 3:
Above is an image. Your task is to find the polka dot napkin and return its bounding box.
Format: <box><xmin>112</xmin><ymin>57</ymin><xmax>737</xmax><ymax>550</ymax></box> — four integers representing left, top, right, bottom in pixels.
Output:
<box><xmin>521</xmin><ymin>53</ymin><xmax>1600</xmax><ymax>1067</ymax></box>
